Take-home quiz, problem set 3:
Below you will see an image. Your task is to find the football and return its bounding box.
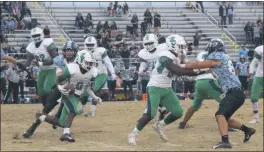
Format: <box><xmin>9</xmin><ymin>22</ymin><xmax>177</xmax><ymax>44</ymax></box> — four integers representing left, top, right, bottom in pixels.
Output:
<box><xmin>63</xmin><ymin>83</ymin><xmax>75</xmax><ymax>93</ymax></box>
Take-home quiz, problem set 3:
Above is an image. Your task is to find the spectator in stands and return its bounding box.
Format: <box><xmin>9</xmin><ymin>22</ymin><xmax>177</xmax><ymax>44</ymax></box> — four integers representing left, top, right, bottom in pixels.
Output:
<box><xmin>75</xmin><ymin>13</ymin><xmax>84</xmax><ymax>29</ymax></box>
<box><xmin>85</xmin><ymin>13</ymin><xmax>93</xmax><ymax>29</ymax></box>
<box><xmin>196</xmin><ymin>1</ymin><xmax>204</xmax><ymax>13</ymax></box>
<box><xmin>101</xmin><ymin>29</ymin><xmax>111</xmax><ymax>50</ymax></box>
<box><xmin>43</xmin><ymin>25</ymin><xmax>50</xmax><ymax>38</ymax></box>
<box><xmin>144</xmin><ymin>8</ymin><xmax>153</xmax><ymax>33</ymax></box>
<box><xmin>140</xmin><ymin>20</ymin><xmax>147</xmax><ymax>39</ymax></box>
<box><xmin>103</xmin><ymin>21</ymin><xmax>111</xmax><ymax>37</ymax></box>
<box><xmin>193</xmin><ymin>31</ymin><xmax>201</xmax><ymax>53</ymax></box>
<box><xmin>153</xmin><ymin>12</ymin><xmax>161</xmax><ymax>36</ymax></box>
<box><xmin>110</xmin><ymin>21</ymin><xmax>118</xmax><ymax>30</ymax></box>
<box><xmin>219</xmin><ymin>2</ymin><xmax>227</xmax><ymax>27</ymax></box>
<box><xmin>3</xmin><ymin>1</ymin><xmax>12</xmax><ymax>13</ymax></box>
<box><xmin>238</xmin><ymin>45</ymin><xmax>249</xmax><ymax>58</ymax></box>
<box><xmin>260</xmin><ymin>22</ymin><xmax>263</xmax><ymax>45</ymax></box>
<box><xmin>107</xmin><ymin>2</ymin><xmax>114</xmax><ymax>17</ymax></box>
<box><xmin>122</xmin><ymin>2</ymin><xmax>129</xmax><ymax>16</ymax></box>
<box><xmin>244</xmin><ymin>21</ymin><xmax>252</xmax><ymax>45</ymax></box>
<box><xmin>21</xmin><ymin>4</ymin><xmax>32</xmax><ymax>30</ymax></box>
<box><xmin>113</xmin><ymin>1</ymin><xmax>118</xmax><ymax>16</ymax></box>
<box><xmin>6</xmin><ymin>17</ymin><xmax>16</xmax><ymax>34</ymax></box>
<box><xmin>20</xmin><ymin>43</ymin><xmax>27</xmax><ymax>53</ymax></box>
<box><xmin>96</xmin><ymin>21</ymin><xmax>103</xmax><ymax>35</ymax></box>
<box><xmin>227</xmin><ymin>3</ymin><xmax>234</xmax><ymax>25</ymax></box>
<box><xmin>131</xmin><ymin>14</ymin><xmax>138</xmax><ymax>40</ymax></box>
<box><xmin>116</xmin><ymin>5</ymin><xmax>122</xmax><ymax>17</ymax></box>
<box><xmin>256</xmin><ymin>14</ymin><xmax>262</xmax><ymax>25</ymax></box>
<box><xmin>4</xmin><ymin>64</ymin><xmax>20</xmax><ymax>104</ymax></box>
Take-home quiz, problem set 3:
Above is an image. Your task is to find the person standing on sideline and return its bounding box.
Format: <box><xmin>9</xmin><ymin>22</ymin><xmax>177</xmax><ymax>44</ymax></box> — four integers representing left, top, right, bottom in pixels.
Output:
<box><xmin>219</xmin><ymin>2</ymin><xmax>227</xmax><ymax>27</ymax></box>
<box><xmin>227</xmin><ymin>3</ymin><xmax>234</xmax><ymax>25</ymax></box>
<box><xmin>4</xmin><ymin>64</ymin><xmax>20</xmax><ymax>104</ymax></box>
<box><xmin>18</xmin><ymin>67</ymin><xmax>28</xmax><ymax>102</ymax></box>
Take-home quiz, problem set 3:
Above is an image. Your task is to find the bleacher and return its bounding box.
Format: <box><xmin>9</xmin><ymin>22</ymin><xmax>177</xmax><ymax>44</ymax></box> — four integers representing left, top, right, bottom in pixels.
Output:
<box><xmin>204</xmin><ymin>4</ymin><xmax>263</xmax><ymax>51</ymax></box>
<box><xmin>3</xmin><ymin>2</ymin><xmax>263</xmax><ymax>61</ymax></box>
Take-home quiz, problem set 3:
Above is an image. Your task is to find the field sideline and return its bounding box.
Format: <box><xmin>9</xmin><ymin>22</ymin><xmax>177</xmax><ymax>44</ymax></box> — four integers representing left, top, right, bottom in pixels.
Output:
<box><xmin>1</xmin><ymin>99</ymin><xmax>263</xmax><ymax>151</ymax></box>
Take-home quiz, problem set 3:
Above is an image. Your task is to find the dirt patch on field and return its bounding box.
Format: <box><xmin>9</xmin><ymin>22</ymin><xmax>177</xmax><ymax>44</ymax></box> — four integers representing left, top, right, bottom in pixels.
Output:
<box><xmin>1</xmin><ymin>99</ymin><xmax>263</xmax><ymax>151</ymax></box>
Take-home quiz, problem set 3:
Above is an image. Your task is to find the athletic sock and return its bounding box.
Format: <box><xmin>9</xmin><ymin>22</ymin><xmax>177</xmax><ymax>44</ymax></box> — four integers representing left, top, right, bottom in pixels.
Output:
<box><xmin>63</xmin><ymin>128</ymin><xmax>70</xmax><ymax>135</ymax></box>
<box><xmin>163</xmin><ymin>113</ymin><xmax>178</xmax><ymax>125</ymax></box>
<box><xmin>222</xmin><ymin>135</ymin><xmax>229</xmax><ymax>143</ymax></box>
<box><xmin>240</xmin><ymin>125</ymin><xmax>249</xmax><ymax>133</ymax></box>
<box><xmin>90</xmin><ymin>105</ymin><xmax>96</xmax><ymax>115</ymax></box>
<box><xmin>132</xmin><ymin>127</ymin><xmax>140</xmax><ymax>136</ymax></box>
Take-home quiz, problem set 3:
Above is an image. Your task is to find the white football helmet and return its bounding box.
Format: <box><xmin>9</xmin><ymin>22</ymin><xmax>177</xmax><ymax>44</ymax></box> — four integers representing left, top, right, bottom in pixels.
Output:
<box><xmin>143</xmin><ymin>34</ymin><xmax>158</xmax><ymax>52</ymax></box>
<box><xmin>31</xmin><ymin>27</ymin><xmax>44</xmax><ymax>43</ymax></box>
<box><xmin>166</xmin><ymin>34</ymin><xmax>187</xmax><ymax>55</ymax></box>
<box><xmin>84</xmin><ymin>36</ymin><xmax>97</xmax><ymax>52</ymax></box>
<box><xmin>78</xmin><ymin>52</ymin><xmax>95</xmax><ymax>71</ymax></box>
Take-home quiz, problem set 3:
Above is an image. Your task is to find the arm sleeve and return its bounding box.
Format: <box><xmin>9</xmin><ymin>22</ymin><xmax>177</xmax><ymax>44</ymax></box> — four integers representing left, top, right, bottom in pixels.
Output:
<box><xmin>102</xmin><ymin>51</ymin><xmax>115</xmax><ymax>74</ymax></box>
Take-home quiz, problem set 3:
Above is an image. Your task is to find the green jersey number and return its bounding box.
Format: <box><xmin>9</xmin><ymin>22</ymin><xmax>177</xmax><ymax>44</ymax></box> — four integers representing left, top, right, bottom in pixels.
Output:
<box><xmin>76</xmin><ymin>82</ymin><xmax>83</xmax><ymax>90</ymax></box>
<box><xmin>157</xmin><ymin>56</ymin><xmax>173</xmax><ymax>78</ymax></box>
<box><xmin>35</xmin><ymin>54</ymin><xmax>45</xmax><ymax>62</ymax></box>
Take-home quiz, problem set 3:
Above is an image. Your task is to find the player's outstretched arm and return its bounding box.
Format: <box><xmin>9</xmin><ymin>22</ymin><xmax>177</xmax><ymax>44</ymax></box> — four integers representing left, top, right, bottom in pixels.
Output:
<box><xmin>164</xmin><ymin>57</ymin><xmax>205</xmax><ymax>76</ymax></box>
<box><xmin>181</xmin><ymin>60</ymin><xmax>221</xmax><ymax>69</ymax></box>
<box><xmin>2</xmin><ymin>55</ymin><xmax>17</xmax><ymax>64</ymax></box>
<box><xmin>25</xmin><ymin>52</ymin><xmax>35</xmax><ymax>67</ymax></box>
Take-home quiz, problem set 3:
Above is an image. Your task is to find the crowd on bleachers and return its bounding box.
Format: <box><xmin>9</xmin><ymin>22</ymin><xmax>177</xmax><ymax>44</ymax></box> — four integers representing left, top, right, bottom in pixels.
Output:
<box><xmin>244</xmin><ymin>14</ymin><xmax>263</xmax><ymax>46</ymax></box>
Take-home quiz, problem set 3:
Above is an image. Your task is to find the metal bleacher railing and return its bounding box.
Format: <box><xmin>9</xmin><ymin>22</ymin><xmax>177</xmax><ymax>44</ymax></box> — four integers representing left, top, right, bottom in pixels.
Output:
<box><xmin>193</xmin><ymin>2</ymin><xmax>240</xmax><ymax>51</ymax></box>
<box><xmin>33</xmin><ymin>2</ymin><xmax>71</xmax><ymax>45</ymax></box>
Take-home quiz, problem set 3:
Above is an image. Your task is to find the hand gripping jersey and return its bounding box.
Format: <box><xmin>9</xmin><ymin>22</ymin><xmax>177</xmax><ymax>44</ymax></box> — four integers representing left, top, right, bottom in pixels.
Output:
<box><xmin>195</xmin><ymin>51</ymin><xmax>215</xmax><ymax>80</ymax></box>
<box><xmin>147</xmin><ymin>49</ymin><xmax>178</xmax><ymax>88</ymax></box>
<box><xmin>63</xmin><ymin>63</ymin><xmax>97</xmax><ymax>96</ymax></box>
<box><xmin>207</xmin><ymin>52</ymin><xmax>241</xmax><ymax>92</ymax></box>
<box><xmin>254</xmin><ymin>45</ymin><xmax>263</xmax><ymax>77</ymax></box>
<box><xmin>26</xmin><ymin>38</ymin><xmax>56</xmax><ymax>70</ymax></box>
<box><xmin>138</xmin><ymin>43</ymin><xmax>167</xmax><ymax>74</ymax></box>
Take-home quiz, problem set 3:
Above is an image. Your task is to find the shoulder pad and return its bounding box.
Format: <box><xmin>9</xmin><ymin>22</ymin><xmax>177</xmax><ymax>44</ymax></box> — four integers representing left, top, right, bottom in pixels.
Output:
<box><xmin>255</xmin><ymin>45</ymin><xmax>263</xmax><ymax>56</ymax></box>
<box><xmin>67</xmin><ymin>63</ymin><xmax>79</xmax><ymax>75</ymax></box>
<box><xmin>42</xmin><ymin>38</ymin><xmax>54</xmax><ymax>47</ymax></box>
<box><xmin>26</xmin><ymin>42</ymin><xmax>35</xmax><ymax>54</ymax></box>
<box><xmin>96</xmin><ymin>47</ymin><xmax>107</xmax><ymax>53</ymax></box>
<box><xmin>138</xmin><ymin>49</ymin><xmax>148</xmax><ymax>59</ymax></box>
<box><xmin>159</xmin><ymin>50</ymin><xmax>175</xmax><ymax>60</ymax></box>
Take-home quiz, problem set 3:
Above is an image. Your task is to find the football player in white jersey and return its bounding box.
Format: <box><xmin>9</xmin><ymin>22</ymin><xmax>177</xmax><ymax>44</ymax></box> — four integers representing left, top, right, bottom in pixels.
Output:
<box><xmin>128</xmin><ymin>34</ymin><xmax>206</xmax><ymax>145</ymax></box>
<box><xmin>24</xmin><ymin>27</ymin><xmax>58</xmax><ymax>107</ymax></box>
<box><xmin>81</xmin><ymin>36</ymin><xmax>116</xmax><ymax>117</ymax></box>
<box><xmin>138</xmin><ymin>34</ymin><xmax>169</xmax><ymax>121</ymax></box>
<box><xmin>37</xmin><ymin>52</ymin><xmax>102</xmax><ymax>142</ymax></box>
<box><xmin>248</xmin><ymin>45</ymin><xmax>263</xmax><ymax>123</ymax></box>
<box><xmin>178</xmin><ymin>51</ymin><xmax>223</xmax><ymax>129</ymax></box>
<box><xmin>23</xmin><ymin>41</ymin><xmax>79</xmax><ymax>138</ymax></box>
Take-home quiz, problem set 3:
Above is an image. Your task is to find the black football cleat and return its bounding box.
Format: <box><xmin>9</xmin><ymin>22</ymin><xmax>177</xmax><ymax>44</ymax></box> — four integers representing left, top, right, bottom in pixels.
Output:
<box><xmin>60</xmin><ymin>133</ymin><xmax>75</xmax><ymax>142</ymax></box>
<box><xmin>212</xmin><ymin>141</ymin><xmax>232</xmax><ymax>149</ymax></box>
<box><xmin>243</xmin><ymin>128</ymin><xmax>256</xmax><ymax>143</ymax></box>
<box><xmin>178</xmin><ymin>122</ymin><xmax>186</xmax><ymax>129</ymax></box>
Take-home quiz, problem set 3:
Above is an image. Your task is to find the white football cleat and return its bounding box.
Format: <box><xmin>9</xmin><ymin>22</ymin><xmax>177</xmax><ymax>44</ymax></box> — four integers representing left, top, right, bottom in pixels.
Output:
<box><xmin>152</xmin><ymin>122</ymin><xmax>168</xmax><ymax>141</ymax></box>
<box><xmin>249</xmin><ymin>118</ymin><xmax>260</xmax><ymax>124</ymax></box>
<box><xmin>128</xmin><ymin>132</ymin><xmax>137</xmax><ymax>145</ymax></box>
